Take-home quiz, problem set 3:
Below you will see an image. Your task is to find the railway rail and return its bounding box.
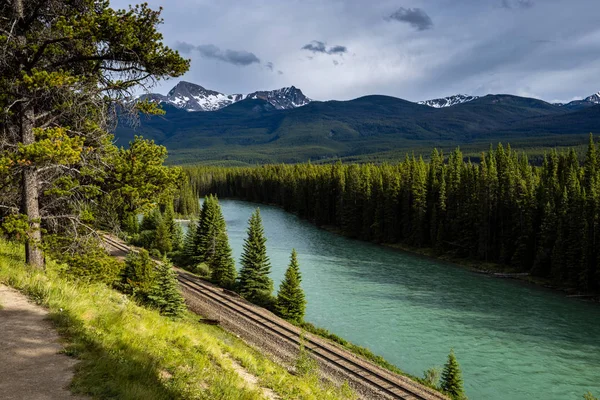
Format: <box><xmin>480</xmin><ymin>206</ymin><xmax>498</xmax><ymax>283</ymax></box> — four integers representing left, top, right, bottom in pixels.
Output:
<box><xmin>102</xmin><ymin>234</ymin><xmax>447</xmax><ymax>400</ymax></box>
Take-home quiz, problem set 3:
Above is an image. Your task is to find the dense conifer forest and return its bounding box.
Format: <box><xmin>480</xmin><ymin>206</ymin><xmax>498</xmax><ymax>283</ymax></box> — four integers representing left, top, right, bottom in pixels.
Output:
<box><xmin>182</xmin><ymin>137</ymin><xmax>600</xmax><ymax>294</ymax></box>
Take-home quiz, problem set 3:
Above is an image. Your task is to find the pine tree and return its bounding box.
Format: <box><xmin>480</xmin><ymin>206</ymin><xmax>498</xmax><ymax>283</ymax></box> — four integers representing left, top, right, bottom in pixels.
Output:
<box><xmin>120</xmin><ymin>250</ymin><xmax>155</xmax><ymax>301</ymax></box>
<box><xmin>153</xmin><ymin>214</ymin><xmax>172</xmax><ymax>255</ymax></box>
<box><xmin>441</xmin><ymin>349</ymin><xmax>466</xmax><ymax>400</ymax></box>
<box><xmin>147</xmin><ymin>260</ymin><xmax>186</xmax><ymax>318</ymax></box>
<box><xmin>209</xmin><ymin>229</ymin><xmax>237</xmax><ymax>288</ymax></box>
<box><xmin>276</xmin><ymin>249</ymin><xmax>306</xmax><ymax>322</ymax></box>
<box><xmin>193</xmin><ymin>195</ymin><xmax>217</xmax><ymax>264</ymax></box>
<box><xmin>238</xmin><ymin>208</ymin><xmax>273</xmax><ymax>305</ymax></box>
<box><xmin>164</xmin><ymin>201</ymin><xmax>183</xmax><ymax>251</ymax></box>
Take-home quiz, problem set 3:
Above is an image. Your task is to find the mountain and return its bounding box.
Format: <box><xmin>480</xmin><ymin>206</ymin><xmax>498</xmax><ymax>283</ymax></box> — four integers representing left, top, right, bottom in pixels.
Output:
<box><xmin>555</xmin><ymin>91</ymin><xmax>600</xmax><ymax>110</ymax></box>
<box><xmin>418</xmin><ymin>94</ymin><xmax>479</xmax><ymax>108</ymax></box>
<box><xmin>246</xmin><ymin>86</ymin><xmax>310</xmax><ymax>109</ymax></box>
<box><xmin>138</xmin><ymin>81</ymin><xmax>310</xmax><ymax>112</ymax></box>
<box><xmin>115</xmin><ymin>92</ymin><xmax>600</xmax><ymax>164</ymax></box>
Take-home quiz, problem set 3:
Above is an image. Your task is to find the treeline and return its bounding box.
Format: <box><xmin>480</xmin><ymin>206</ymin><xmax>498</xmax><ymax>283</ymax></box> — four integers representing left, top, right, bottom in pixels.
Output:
<box><xmin>184</xmin><ymin>137</ymin><xmax>600</xmax><ymax>294</ymax></box>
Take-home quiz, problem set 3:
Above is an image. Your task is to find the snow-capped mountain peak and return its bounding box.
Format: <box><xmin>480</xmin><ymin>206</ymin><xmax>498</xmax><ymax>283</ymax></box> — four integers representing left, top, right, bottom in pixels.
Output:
<box><xmin>584</xmin><ymin>91</ymin><xmax>600</xmax><ymax>104</ymax></box>
<box><xmin>418</xmin><ymin>94</ymin><xmax>479</xmax><ymax>108</ymax></box>
<box><xmin>245</xmin><ymin>86</ymin><xmax>310</xmax><ymax>109</ymax></box>
<box><xmin>554</xmin><ymin>91</ymin><xmax>600</xmax><ymax>109</ymax></box>
<box><xmin>140</xmin><ymin>81</ymin><xmax>310</xmax><ymax>112</ymax></box>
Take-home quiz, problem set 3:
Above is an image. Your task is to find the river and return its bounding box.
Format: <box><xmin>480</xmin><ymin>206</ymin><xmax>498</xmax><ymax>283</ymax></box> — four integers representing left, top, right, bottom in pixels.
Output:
<box><xmin>183</xmin><ymin>199</ymin><xmax>600</xmax><ymax>400</ymax></box>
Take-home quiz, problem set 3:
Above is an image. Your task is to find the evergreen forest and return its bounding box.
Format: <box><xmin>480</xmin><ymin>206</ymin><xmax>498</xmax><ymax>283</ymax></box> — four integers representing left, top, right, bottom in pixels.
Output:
<box><xmin>183</xmin><ymin>137</ymin><xmax>600</xmax><ymax>294</ymax></box>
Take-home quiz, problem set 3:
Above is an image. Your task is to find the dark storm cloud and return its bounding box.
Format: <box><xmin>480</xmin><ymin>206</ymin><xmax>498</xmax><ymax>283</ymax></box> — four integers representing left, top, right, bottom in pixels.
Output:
<box><xmin>302</xmin><ymin>40</ymin><xmax>327</xmax><ymax>53</ymax></box>
<box><xmin>386</xmin><ymin>7</ymin><xmax>433</xmax><ymax>31</ymax></box>
<box><xmin>302</xmin><ymin>41</ymin><xmax>348</xmax><ymax>55</ymax></box>
<box><xmin>501</xmin><ymin>0</ymin><xmax>534</xmax><ymax>9</ymax></box>
<box><xmin>175</xmin><ymin>41</ymin><xmax>260</xmax><ymax>66</ymax></box>
<box><xmin>328</xmin><ymin>45</ymin><xmax>348</xmax><ymax>54</ymax></box>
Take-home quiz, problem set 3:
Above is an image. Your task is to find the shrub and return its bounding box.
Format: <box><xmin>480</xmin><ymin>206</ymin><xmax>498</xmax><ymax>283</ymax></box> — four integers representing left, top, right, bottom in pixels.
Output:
<box><xmin>132</xmin><ymin>230</ymin><xmax>155</xmax><ymax>249</ymax></box>
<box><xmin>423</xmin><ymin>366</ymin><xmax>441</xmax><ymax>388</ymax></box>
<box><xmin>193</xmin><ymin>262</ymin><xmax>211</xmax><ymax>278</ymax></box>
<box><xmin>149</xmin><ymin>248</ymin><xmax>162</xmax><ymax>259</ymax></box>
<box><xmin>44</xmin><ymin>235</ymin><xmax>123</xmax><ymax>285</ymax></box>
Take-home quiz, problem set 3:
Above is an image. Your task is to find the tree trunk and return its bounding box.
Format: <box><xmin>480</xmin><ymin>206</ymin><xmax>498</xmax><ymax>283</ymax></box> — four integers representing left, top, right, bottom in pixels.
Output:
<box><xmin>13</xmin><ymin>0</ymin><xmax>44</xmax><ymax>268</ymax></box>
<box><xmin>21</xmin><ymin>108</ymin><xmax>44</xmax><ymax>268</ymax></box>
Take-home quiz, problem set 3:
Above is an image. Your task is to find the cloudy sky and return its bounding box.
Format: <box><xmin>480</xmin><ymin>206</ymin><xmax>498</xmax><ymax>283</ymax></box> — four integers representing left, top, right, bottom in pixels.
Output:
<box><xmin>112</xmin><ymin>0</ymin><xmax>599</xmax><ymax>103</ymax></box>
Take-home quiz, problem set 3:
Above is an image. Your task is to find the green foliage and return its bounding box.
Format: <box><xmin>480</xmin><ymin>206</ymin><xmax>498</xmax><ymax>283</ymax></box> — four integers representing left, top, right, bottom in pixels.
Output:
<box><xmin>173</xmin><ymin>178</ymin><xmax>200</xmax><ymax>216</ymax></box>
<box><xmin>108</xmin><ymin>137</ymin><xmax>183</xmax><ymax>222</ymax></box>
<box><xmin>238</xmin><ymin>209</ymin><xmax>274</xmax><ymax>305</ymax></box>
<box><xmin>209</xmin><ymin>229</ymin><xmax>237</xmax><ymax>288</ymax></box>
<box><xmin>121</xmin><ymin>213</ymin><xmax>139</xmax><ymax>235</ymax></box>
<box><xmin>193</xmin><ymin>262</ymin><xmax>211</xmax><ymax>278</ymax></box>
<box><xmin>120</xmin><ymin>250</ymin><xmax>155</xmax><ymax>302</ymax></box>
<box><xmin>0</xmin><ymin>214</ymin><xmax>32</xmax><ymax>242</ymax></box>
<box><xmin>441</xmin><ymin>350</ymin><xmax>466</xmax><ymax>400</ymax></box>
<box><xmin>295</xmin><ymin>334</ymin><xmax>319</xmax><ymax>378</ymax></box>
<box><xmin>183</xmin><ymin>195</ymin><xmax>237</xmax><ymax>287</ymax></box>
<box><xmin>584</xmin><ymin>392</ymin><xmax>599</xmax><ymax>400</ymax></box>
<box><xmin>423</xmin><ymin>366</ymin><xmax>441</xmax><ymax>388</ymax></box>
<box><xmin>43</xmin><ymin>235</ymin><xmax>123</xmax><ymax>286</ymax></box>
<box><xmin>180</xmin><ymin>218</ymin><xmax>197</xmax><ymax>268</ymax></box>
<box><xmin>163</xmin><ymin>202</ymin><xmax>183</xmax><ymax>251</ymax></box>
<box><xmin>141</xmin><ymin>208</ymin><xmax>161</xmax><ymax>231</ymax></box>
<box><xmin>0</xmin><ymin>0</ymin><xmax>189</xmax><ymax>266</ymax></box>
<box><xmin>147</xmin><ymin>260</ymin><xmax>185</xmax><ymax>317</ymax></box>
<box><xmin>152</xmin><ymin>215</ymin><xmax>172</xmax><ymax>255</ymax></box>
<box><xmin>193</xmin><ymin>195</ymin><xmax>219</xmax><ymax>264</ymax></box>
<box><xmin>276</xmin><ymin>249</ymin><xmax>306</xmax><ymax>322</ymax></box>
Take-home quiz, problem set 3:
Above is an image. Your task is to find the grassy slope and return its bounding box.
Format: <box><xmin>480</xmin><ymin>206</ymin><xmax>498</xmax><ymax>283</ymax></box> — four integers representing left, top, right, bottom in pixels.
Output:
<box><xmin>0</xmin><ymin>239</ymin><xmax>355</xmax><ymax>400</ymax></box>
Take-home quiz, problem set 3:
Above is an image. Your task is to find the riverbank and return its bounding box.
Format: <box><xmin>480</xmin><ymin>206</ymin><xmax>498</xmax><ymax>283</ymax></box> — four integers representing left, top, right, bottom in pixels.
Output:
<box><xmin>266</xmin><ymin>213</ymin><xmax>599</xmax><ymax>303</ymax></box>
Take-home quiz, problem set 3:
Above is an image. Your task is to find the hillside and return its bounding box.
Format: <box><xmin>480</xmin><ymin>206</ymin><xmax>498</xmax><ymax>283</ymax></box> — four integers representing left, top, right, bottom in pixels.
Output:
<box><xmin>115</xmin><ymin>93</ymin><xmax>599</xmax><ymax>164</ymax></box>
<box><xmin>0</xmin><ymin>239</ymin><xmax>355</xmax><ymax>400</ymax></box>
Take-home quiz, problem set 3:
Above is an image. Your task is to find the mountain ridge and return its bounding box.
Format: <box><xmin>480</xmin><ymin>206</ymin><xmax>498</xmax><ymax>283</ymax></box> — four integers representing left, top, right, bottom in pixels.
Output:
<box><xmin>139</xmin><ymin>81</ymin><xmax>310</xmax><ymax>112</ymax></box>
<box><xmin>115</xmin><ymin>90</ymin><xmax>600</xmax><ymax>164</ymax></box>
<box><xmin>140</xmin><ymin>80</ymin><xmax>599</xmax><ymax>113</ymax></box>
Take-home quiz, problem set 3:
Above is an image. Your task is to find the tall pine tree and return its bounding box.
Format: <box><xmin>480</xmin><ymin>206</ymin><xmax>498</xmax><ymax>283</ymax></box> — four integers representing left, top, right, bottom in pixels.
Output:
<box><xmin>441</xmin><ymin>349</ymin><xmax>466</xmax><ymax>400</ymax></box>
<box><xmin>147</xmin><ymin>260</ymin><xmax>186</xmax><ymax>318</ymax></box>
<box><xmin>276</xmin><ymin>249</ymin><xmax>306</xmax><ymax>322</ymax></box>
<box><xmin>181</xmin><ymin>218</ymin><xmax>197</xmax><ymax>267</ymax></box>
<box><xmin>209</xmin><ymin>229</ymin><xmax>237</xmax><ymax>289</ymax></box>
<box><xmin>238</xmin><ymin>208</ymin><xmax>273</xmax><ymax>305</ymax></box>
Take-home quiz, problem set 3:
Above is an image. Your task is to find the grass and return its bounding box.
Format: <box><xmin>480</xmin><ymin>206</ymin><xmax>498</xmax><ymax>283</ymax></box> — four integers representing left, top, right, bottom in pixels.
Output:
<box><xmin>0</xmin><ymin>239</ymin><xmax>356</xmax><ymax>400</ymax></box>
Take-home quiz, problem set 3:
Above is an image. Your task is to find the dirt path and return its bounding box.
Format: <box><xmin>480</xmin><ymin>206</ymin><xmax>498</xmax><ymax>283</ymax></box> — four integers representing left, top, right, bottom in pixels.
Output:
<box><xmin>223</xmin><ymin>354</ymin><xmax>280</xmax><ymax>400</ymax></box>
<box><xmin>0</xmin><ymin>285</ymin><xmax>84</xmax><ymax>399</ymax></box>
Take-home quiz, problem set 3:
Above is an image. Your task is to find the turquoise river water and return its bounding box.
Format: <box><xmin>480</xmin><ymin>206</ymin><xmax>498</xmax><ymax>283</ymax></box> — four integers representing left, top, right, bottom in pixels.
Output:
<box><xmin>184</xmin><ymin>199</ymin><xmax>600</xmax><ymax>400</ymax></box>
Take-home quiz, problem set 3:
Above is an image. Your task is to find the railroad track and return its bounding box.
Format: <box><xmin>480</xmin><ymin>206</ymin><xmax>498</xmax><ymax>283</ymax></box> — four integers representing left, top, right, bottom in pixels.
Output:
<box><xmin>102</xmin><ymin>234</ymin><xmax>446</xmax><ymax>400</ymax></box>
